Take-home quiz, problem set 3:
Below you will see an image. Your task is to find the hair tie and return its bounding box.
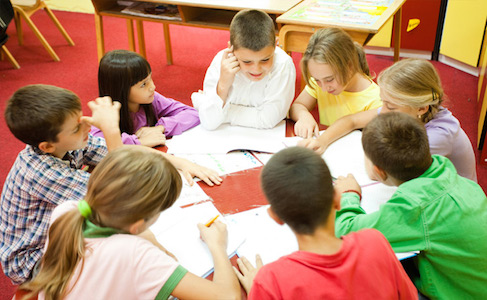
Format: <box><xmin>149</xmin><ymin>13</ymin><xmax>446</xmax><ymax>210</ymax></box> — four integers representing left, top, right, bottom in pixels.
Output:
<box><xmin>78</xmin><ymin>200</ymin><xmax>92</xmax><ymax>218</ymax></box>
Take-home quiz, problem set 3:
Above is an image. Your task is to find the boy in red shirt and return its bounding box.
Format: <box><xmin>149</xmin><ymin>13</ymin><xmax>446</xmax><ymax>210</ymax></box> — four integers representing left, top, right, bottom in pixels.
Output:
<box><xmin>235</xmin><ymin>147</ymin><xmax>417</xmax><ymax>299</ymax></box>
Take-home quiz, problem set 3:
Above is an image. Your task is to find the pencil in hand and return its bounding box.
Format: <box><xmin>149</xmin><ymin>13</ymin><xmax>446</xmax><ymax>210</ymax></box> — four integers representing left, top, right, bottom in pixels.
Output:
<box><xmin>205</xmin><ymin>215</ymin><xmax>219</xmax><ymax>227</ymax></box>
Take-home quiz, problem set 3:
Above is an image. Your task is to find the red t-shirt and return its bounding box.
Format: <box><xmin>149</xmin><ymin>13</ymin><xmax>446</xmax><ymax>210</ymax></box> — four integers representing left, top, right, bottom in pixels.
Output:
<box><xmin>249</xmin><ymin>229</ymin><xmax>417</xmax><ymax>300</ymax></box>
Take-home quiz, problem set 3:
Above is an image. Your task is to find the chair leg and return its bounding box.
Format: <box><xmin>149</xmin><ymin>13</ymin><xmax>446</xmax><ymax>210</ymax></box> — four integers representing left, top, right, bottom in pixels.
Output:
<box><xmin>1</xmin><ymin>45</ymin><xmax>21</xmax><ymax>69</ymax></box>
<box><xmin>43</xmin><ymin>5</ymin><xmax>75</xmax><ymax>46</ymax></box>
<box><xmin>13</xmin><ymin>6</ymin><xmax>60</xmax><ymax>61</ymax></box>
<box><xmin>14</xmin><ymin>11</ymin><xmax>23</xmax><ymax>46</ymax></box>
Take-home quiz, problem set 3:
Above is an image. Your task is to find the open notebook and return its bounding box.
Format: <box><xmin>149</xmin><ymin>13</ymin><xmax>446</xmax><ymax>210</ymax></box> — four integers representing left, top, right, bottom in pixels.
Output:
<box><xmin>150</xmin><ymin>201</ymin><xmax>245</xmax><ymax>277</ymax></box>
<box><xmin>229</xmin><ymin>206</ymin><xmax>417</xmax><ymax>263</ymax></box>
<box><xmin>166</xmin><ymin>121</ymin><xmax>287</xmax><ymax>154</ymax></box>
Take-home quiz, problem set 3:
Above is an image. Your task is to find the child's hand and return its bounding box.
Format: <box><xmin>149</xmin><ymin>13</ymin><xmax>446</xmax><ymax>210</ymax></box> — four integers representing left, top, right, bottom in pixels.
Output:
<box><xmin>81</xmin><ymin>96</ymin><xmax>121</xmax><ymax>132</ymax></box>
<box><xmin>298</xmin><ymin>138</ymin><xmax>327</xmax><ymax>155</ymax></box>
<box><xmin>233</xmin><ymin>255</ymin><xmax>263</xmax><ymax>294</ymax></box>
<box><xmin>171</xmin><ymin>156</ymin><xmax>223</xmax><ymax>186</ymax></box>
<box><xmin>217</xmin><ymin>45</ymin><xmax>240</xmax><ymax>100</ymax></box>
<box><xmin>135</xmin><ymin>126</ymin><xmax>166</xmax><ymax>147</ymax></box>
<box><xmin>197</xmin><ymin>220</ymin><xmax>228</xmax><ymax>251</ymax></box>
<box><xmin>334</xmin><ymin>174</ymin><xmax>361</xmax><ymax>198</ymax></box>
<box><xmin>294</xmin><ymin>114</ymin><xmax>319</xmax><ymax>139</ymax></box>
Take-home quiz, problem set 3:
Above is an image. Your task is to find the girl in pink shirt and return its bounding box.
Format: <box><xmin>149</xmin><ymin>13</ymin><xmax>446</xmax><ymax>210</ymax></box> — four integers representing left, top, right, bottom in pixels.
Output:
<box><xmin>21</xmin><ymin>146</ymin><xmax>240</xmax><ymax>299</ymax></box>
<box><xmin>91</xmin><ymin>50</ymin><xmax>200</xmax><ymax>147</ymax></box>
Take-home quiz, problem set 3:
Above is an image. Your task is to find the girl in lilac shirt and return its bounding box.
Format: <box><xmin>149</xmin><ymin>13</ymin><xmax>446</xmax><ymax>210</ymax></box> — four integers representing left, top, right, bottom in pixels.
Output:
<box><xmin>91</xmin><ymin>50</ymin><xmax>200</xmax><ymax>146</ymax></box>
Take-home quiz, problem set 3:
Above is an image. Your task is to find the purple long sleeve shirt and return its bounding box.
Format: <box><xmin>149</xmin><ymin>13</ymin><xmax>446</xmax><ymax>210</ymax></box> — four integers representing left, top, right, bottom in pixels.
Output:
<box><xmin>91</xmin><ymin>92</ymin><xmax>200</xmax><ymax>144</ymax></box>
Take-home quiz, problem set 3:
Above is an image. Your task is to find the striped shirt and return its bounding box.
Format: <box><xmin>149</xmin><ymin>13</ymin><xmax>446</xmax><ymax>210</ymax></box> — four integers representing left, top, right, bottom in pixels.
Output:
<box><xmin>0</xmin><ymin>134</ymin><xmax>107</xmax><ymax>284</ymax></box>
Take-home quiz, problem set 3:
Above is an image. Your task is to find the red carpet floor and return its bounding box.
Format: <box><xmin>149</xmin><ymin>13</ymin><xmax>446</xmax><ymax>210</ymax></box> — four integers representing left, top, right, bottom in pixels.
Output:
<box><xmin>0</xmin><ymin>9</ymin><xmax>485</xmax><ymax>299</ymax></box>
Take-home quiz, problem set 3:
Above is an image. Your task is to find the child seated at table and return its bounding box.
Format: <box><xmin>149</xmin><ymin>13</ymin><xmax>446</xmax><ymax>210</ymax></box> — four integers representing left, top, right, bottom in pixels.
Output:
<box><xmin>20</xmin><ymin>146</ymin><xmax>240</xmax><ymax>299</ymax></box>
<box><xmin>191</xmin><ymin>9</ymin><xmax>296</xmax><ymax>130</ymax></box>
<box><xmin>234</xmin><ymin>147</ymin><xmax>417</xmax><ymax>299</ymax></box>
<box><xmin>299</xmin><ymin>58</ymin><xmax>477</xmax><ymax>181</ymax></box>
<box><xmin>289</xmin><ymin>27</ymin><xmax>382</xmax><ymax>138</ymax></box>
<box><xmin>334</xmin><ymin>112</ymin><xmax>487</xmax><ymax>299</ymax></box>
<box><xmin>1</xmin><ymin>86</ymin><xmax>122</xmax><ymax>285</ymax></box>
<box><xmin>91</xmin><ymin>50</ymin><xmax>200</xmax><ymax>147</ymax></box>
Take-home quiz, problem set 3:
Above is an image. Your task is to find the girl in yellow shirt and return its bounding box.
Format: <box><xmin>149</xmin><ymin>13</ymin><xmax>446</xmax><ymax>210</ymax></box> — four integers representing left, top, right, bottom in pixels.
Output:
<box><xmin>289</xmin><ymin>28</ymin><xmax>382</xmax><ymax>138</ymax></box>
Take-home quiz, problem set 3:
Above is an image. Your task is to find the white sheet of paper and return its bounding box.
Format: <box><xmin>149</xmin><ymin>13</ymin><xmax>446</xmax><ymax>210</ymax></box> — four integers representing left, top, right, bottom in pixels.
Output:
<box><xmin>251</xmin><ymin>151</ymin><xmax>274</xmax><ymax>165</ymax></box>
<box><xmin>166</xmin><ymin>121</ymin><xmax>287</xmax><ymax>154</ymax></box>
<box><xmin>174</xmin><ymin>151</ymin><xmax>262</xmax><ymax>176</ymax></box>
<box><xmin>227</xmin><ymin>206</ymin><xmax>299</xmax><ymax>265</ymax></box>
<box><xmin>361</xmin><ymin>183</ymin><xmax>398</xmax><ymax>214</ymax></box>
<box><xmin>321</xmin><ymin>130</ymin><xmax>376</xmax><ymax>186</ymax></box>
<box><xmin>150</xmin><ymin>202</ymin><xmax>245</xmax><ymax>277</ymax></box>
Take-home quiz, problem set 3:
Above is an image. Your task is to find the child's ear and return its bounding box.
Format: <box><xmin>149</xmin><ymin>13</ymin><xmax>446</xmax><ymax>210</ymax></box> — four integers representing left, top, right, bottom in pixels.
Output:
<box><xmin>267</xmin><ymin>207</ymin><xmax>285</xmax><ymax>225</ymax></box>
<box><xmin>38</xmin><ymin>141</ymin><xmax>56</xmax><ymax>154</ymax></box>
<box><xmin>128</xmin><ymin>219</ymin><xmax>146</xmax><ymax>235</ymax></box>
<box><xmin>373</xmin><ymin>165</ymin><xmax>388</xmax><ymax>182</ymax></box>
<box><xmin>418</xmin><ymin>105</ymin><xmax>429</xmax><ymax>116</ymax></box>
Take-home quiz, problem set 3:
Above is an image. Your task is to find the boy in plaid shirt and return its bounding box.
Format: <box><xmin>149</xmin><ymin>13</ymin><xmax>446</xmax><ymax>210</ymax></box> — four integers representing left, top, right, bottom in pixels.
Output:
<box><xmin>0</xmin><ymin>85</ymin><xmax>122</xmax><ymax>284</ymax></box>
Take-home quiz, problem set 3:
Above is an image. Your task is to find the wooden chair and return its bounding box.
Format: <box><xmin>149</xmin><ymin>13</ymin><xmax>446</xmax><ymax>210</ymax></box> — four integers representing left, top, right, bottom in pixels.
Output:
<box><xmin>11</xmin><ymin>0</ymin><xmax>74</xmax><ymax>61</ymax></box>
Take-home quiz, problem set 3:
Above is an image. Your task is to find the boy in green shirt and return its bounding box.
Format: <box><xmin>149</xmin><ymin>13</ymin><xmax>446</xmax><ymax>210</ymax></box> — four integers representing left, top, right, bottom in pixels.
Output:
<box><xmin>334</xmin><ymin>112</ymin><xmax>487</xmax><ymax>299</ymax></box>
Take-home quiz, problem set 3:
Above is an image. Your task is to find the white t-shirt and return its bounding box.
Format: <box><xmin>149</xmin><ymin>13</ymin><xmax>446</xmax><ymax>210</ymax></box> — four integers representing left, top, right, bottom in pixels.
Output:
<box><xmin>192</xmin><ymin>46</ymin><xmax>296</xmax><ymax>130</ymax></box>
<box><xmin>39</xmin><ymin>201</ymin><xmax>187</xmax><ymax>300</ymax></box>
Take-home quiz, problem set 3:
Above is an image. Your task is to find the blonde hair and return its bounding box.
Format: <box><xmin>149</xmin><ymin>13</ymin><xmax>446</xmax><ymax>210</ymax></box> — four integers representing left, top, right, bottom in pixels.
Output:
<box><xmin>21</xmin><ymin>146</ymin><xmax>182</xmax><ymax>299</ymax></box>
<box><xmin>301</xmin><ymin>27</ymin><xmax>370</xmax><ymax>87</ymax></box>
<box><xmin>378</xmin><ymin>58</ymin><xmax>444</xmax><ymax>123</ymax></box>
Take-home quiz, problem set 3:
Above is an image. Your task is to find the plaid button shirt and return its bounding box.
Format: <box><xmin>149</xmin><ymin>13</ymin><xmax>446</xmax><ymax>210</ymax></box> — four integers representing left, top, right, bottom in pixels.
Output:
<box><xmin>0</xmin><ymin>134</ymin><xmax>107</xmax><ymax>284</ymax></box>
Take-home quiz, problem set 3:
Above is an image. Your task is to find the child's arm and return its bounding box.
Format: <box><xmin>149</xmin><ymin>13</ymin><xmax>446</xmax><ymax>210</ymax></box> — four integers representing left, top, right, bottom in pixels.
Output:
<box><xmin>298</xmin><ymin>108</ymin><xmax>378</xmax><ymax>155</ymax></box>
<box><xmin>289</xmin><ymin>89</ymin><xmax>319</xmax><ymax>138</ymax></box>
<box><xmin>334</xmin><ymin>175</ymin><xmax>426</xmax><ymax>253</ymax></box>
<box><xmin>134</xmin><ymin>126</ymin><xmax>166</xmax><ymax>147</ymax></box>
<box><xmin>152</xmin><ymin>93</ymin><xmax>200</xmax><ymax>137</ymax></box>
<box><xmin>142</xmin><ymin>147</ymin><xmax>222</xmax><ymax>186</ymax></box>
<box><xmin>217</xmin><ymin>46</ymin><xmax>240</xmax><ymax>102</ymax></box>
<box><xmin>171</xmin><ymin>221</ymin><xmax>240</xmax><ymax>300</ymax></box>
<box><xmin>81</xmin><ymin>97</ymin><xmax>122</xmax><ymax>152</ymax></box>
<box><xmin>233</xmin><ymin>255</ymin><xmax>263</xmax><ymax>294</ymax></box>
<box><xmin>91</xmin><ymin>125</ymin><xmax>150</xmax><ymax>146</ymax></box>
<box><xmin>191</xmin><ymin>50</ymin><xmax>228</xmax><ymax>130</ymax></box>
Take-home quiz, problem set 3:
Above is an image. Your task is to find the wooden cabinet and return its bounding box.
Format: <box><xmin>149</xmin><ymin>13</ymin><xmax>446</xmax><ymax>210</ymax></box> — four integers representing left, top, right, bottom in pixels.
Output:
<box><xmin>391</xmin><ymin>0</ymin><xmax>442</xmax><ymax>52</ymax></box>
<box><xmin>440</xmin><ymin>0</ymin><xmax>487</xmax><ymax>67</ymax></box>
<box><xmin>368</xmin><ymin>0</ymin><xmax>442</xmax><ymax>52</ymax></box>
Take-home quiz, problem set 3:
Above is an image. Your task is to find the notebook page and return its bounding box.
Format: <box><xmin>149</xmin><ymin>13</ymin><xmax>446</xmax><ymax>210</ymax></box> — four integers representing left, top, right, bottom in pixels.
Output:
<box><xmin>150</xmin><ymin>202</ymin><xmax>245</xmax><ymax>277</ymax></box>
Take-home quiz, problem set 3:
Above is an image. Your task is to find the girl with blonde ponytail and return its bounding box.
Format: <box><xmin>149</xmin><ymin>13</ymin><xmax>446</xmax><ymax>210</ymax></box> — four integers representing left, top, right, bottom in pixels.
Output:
<box><xmin>299</xmin><ymin>58</ymin><xmax>477</xmax><ymax>182</ymax></box>
<box><xmin>21</xmin><ymin>146</ymin><xmax>240</xmax><ymax>300</ymax></box>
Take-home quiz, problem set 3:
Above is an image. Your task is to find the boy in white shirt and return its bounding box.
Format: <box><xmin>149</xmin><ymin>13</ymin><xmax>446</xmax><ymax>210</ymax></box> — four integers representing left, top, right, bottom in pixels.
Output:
<box><xmin>192</xmin><ymin>9</ymin><xmax>296</xmax><ymax>130</ymax></box>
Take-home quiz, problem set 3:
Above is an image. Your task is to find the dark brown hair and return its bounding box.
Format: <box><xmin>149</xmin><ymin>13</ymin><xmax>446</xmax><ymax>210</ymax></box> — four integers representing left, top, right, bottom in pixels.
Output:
<box><xmin>5</xmin><ymin>84</ymin><xmax>81</xmax><ymax>146</ymax></box>
<box><xmin>362</xmin><ymin>112</ymin><xmax>432</xmax><ymax>182</ymax></box>
<box><xmin>230</xmin><ymin>9</ymin><xmax>275</xmax><ymax>51</ymax></box>
<box><xmin>98</xmin><ymin>50</ymin><xmax>156</xmax><ymax>134</ymax></box>
<box><xmin>261</xmin><ymin>147</ymin><xmax>334</xmax><ymax>234</ymax></box>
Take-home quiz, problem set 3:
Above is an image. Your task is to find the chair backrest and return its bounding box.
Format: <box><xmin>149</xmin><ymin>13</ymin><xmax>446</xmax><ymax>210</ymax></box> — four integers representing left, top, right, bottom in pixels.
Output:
<box><xmin>0</xmin><ymin>0</ymin><xmax>14</xmax><ymax>45</ymax></box>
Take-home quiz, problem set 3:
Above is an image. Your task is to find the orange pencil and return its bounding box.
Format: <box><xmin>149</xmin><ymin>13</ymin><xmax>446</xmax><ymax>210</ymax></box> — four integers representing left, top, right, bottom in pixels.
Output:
<box><xmin>205</xmin><ymin>215</ymin><xmax>219</xmax><ymax>227</ymax></box>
